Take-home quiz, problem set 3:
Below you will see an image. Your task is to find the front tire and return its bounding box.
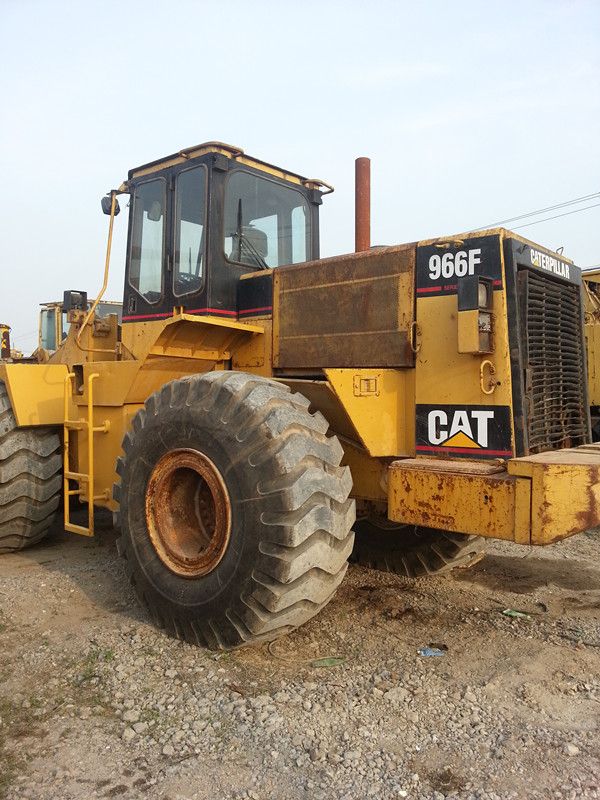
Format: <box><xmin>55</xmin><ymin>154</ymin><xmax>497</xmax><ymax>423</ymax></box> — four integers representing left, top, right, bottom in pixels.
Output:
<box><xmin>113</xmin><ymin>372</ymin><xmax>355</xmax><ymax>650</ymax></box>
<box><xmin>0</xmin><ymin>383</ymin><xmax>62</xmax><ymax>553</ymax></box>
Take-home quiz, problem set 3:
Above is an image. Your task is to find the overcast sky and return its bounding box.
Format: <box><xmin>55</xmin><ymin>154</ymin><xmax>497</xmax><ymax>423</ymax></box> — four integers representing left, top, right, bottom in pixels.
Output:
<box><xmin>1</xmin><ymin>0</ymin><xmax>599</xmax><ymax>352</ymax></box>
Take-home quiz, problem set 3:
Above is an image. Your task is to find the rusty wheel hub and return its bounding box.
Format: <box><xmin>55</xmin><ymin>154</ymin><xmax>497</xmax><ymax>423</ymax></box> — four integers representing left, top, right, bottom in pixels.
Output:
<box><xmin>145</xmin><ymin>449</ymin><xmax>231</xmax><ymax>578</ymax></box>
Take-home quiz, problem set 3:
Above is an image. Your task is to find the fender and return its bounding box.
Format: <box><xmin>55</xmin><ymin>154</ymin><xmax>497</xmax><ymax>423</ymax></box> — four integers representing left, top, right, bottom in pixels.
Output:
<box><xmin>0</xmin><ymin>363</ymin><xmax>68</xmax><ymax>426</ymax></box>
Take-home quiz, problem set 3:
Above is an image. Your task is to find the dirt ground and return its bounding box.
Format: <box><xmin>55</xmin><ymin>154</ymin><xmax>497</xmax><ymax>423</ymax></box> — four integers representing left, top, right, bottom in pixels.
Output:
<box><xmin>0</xmin><ymin>512</ymin><xmax>599</xmax><ymax>800</ymax></box>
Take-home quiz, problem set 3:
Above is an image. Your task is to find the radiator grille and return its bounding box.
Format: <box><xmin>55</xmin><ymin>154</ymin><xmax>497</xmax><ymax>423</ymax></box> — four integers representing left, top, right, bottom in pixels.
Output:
<box><xmin>519</xmin><ymin>269</ymin><xmax>587</xmax><ymax>453</ymax></box>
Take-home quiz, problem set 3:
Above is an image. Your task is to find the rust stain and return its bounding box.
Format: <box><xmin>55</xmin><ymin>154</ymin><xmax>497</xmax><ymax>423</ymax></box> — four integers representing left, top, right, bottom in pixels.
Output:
<box><xmin>145</xmin><ymin>448</ymin><xmax>231</xmax><ymax>578</ymax></box>
<box><xmin>576</xmin><ymin>466</ymin><xmax>600</xmax><ymax>531</ymax></box>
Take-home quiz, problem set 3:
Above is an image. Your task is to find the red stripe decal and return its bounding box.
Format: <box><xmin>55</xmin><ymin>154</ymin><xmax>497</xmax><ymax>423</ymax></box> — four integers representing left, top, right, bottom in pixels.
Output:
<box><xmin>187</xmin><ymin>307</ymin><xmax>237</xmax><ymax>317</ymax></box>
<box><xmin>417</xmin><ymin>279</ymin><xmax>503</xmax><ymax>295</ymax></box>
<box><xmin>122</xmin><ymin>311</ymin><xmax>172</xmax><ymax>321</ymax></box>
<box><xmin>239</xmin><ymin>306</ymin><xmax>273</xmax><ymax>315</ymax></box>
<box><xmin>416</xmin><ymin>445</ymin><xmax>513</xmax><ymax>456</ymax></box>
<box><xmin>123</xmin><ymin>308</ymin><xmax>237</xmax><ymax>322</ymax></box>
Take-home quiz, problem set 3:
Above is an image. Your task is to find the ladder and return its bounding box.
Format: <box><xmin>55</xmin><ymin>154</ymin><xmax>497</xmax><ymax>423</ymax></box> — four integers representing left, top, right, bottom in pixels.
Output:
<box><xmin>63</xmin><ymin>372</ymin><xmax>109</xmax><ymax>536</ymax></box>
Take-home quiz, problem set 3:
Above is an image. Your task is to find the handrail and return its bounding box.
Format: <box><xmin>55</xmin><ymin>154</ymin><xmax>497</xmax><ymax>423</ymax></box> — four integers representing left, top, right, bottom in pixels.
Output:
<box><xmin>63</xmin><ymin>371</ymin><xmax>76</xmax><ymax>532</ymax></box>
<box><xmin>63</xmin><ymin>371</ymin><xmax>109</xmax><ymax>537</ymax></box>
<box><xmin>75</xmin><ymin>190</ymin><xmax>119</xmax><ymax>354</ymax></box>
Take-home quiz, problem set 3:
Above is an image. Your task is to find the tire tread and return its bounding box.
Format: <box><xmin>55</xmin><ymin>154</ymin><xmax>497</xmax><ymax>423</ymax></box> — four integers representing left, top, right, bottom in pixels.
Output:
<box><xmin>351</xmin><ymin>519</ymin><xmax>486</xmax><ymax>577</ymax></box>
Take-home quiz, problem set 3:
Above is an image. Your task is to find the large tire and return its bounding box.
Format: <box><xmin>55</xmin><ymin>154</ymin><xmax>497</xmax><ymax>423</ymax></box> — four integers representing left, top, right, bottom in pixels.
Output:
<box><xmin>351</xmin><ymin>517</ymin><xmax>486</xmax><ymax>577</ymax></box>
<box><xmin>113</xmin><ymin>371</ymin><xmax>355</xmax><ymax>650</ymax></box>
<box><xmin>0</xmin><ymin>383</ymin><xmax>62</xmax><ymax>553</ymax></box>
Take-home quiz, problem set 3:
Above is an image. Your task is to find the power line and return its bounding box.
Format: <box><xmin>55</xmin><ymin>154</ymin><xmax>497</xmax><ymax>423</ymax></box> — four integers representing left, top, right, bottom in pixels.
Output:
<box><xmin>8</xmin><ymin>328</ymin><xmax>38</xmax><ymax>339</ymax></box>
<box><xmin>511</xmin><ymin>202</ymin><xmax>600</xmax><ymax>230</ymax></box>
<box><xmin>475</xmin><ymin>190</ymin><xmax>600</xmax><ymax>230</ymax></box>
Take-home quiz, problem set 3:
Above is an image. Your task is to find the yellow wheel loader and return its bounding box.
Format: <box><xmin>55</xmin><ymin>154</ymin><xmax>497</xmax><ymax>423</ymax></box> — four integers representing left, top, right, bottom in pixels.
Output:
<box><xmin>0</xmin><ymin>324</ymin><xmax>11</xmax><ymax>361</ymax></box>
<box><xmin>1</xmin><ymin>141</ymin><xmax>599</xmax><ymax>649</ymax></box>
<box><xmin>36</xmin><ymin>298</ymin><xmax>122</xmax><ymax>359</ymax></box>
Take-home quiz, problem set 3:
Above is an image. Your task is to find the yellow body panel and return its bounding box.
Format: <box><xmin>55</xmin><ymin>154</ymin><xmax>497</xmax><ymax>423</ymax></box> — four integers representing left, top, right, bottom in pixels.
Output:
<box><xmin>0</xmin><ymin>363</ymin><xmax>69</xmax><ymax>425</ymax></box>
<box><xmin>415</xmin><ymin>281</ymin><xmax>513</xmax><ymax>407</ymax></box>
<box><xmin>508</xmin><ymin>446</ymin><xmax>600</xmax><ymax>544</ymax></box>
<box><xmin>388</xmin><ymin>460</ymin><xmax>527</xmax><ymax>542</ymax></box>
<box><xmin>341</xmin><ymin>444</ymin><xmax>388</xmax><ymax>502</ymax></box>
<box><xmin>324</xmin><ymin>369</ymin><xmax>413</xmax><ymax>457</ymax></box>
<box><xmin>119</xmin><ymin>313</ymin><xmax>263</xmax><ymax>363</ymax></box>
<box><xmin>280</xmin><ymin>370</ymin><xmax>414</xmax><ymax>459</ymax></box>
<box><xmin>71</xmin><ymin>403</ymin><xmax>142</xmax><ymax>511</ymax></box>
<box><xmin>233</xmin><ymin>317</ymin><xmax>273</xmax><ymax>375</ymax></box>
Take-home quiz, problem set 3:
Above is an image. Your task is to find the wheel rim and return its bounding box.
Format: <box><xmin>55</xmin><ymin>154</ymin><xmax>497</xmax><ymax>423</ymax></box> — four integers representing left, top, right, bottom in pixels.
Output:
<box><xmin>145</xmin><ymin>448</ymin><xmax>231</xmax><ymax>578</ymax></box>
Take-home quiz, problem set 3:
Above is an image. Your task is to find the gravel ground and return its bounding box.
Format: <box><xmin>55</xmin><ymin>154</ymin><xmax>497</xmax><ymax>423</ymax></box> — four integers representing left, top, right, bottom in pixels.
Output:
<box><xmin>0</xmin><ymin>511</ymin><xmax>599</xmax><ymax>800</ymax></box>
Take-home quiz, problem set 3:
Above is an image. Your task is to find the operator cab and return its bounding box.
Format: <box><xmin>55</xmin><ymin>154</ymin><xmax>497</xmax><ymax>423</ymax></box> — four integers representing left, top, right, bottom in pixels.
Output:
<box><xmin>115</xmin><ymin>142</ymin><xmax>328</xmax><ymax>323</ymax></box>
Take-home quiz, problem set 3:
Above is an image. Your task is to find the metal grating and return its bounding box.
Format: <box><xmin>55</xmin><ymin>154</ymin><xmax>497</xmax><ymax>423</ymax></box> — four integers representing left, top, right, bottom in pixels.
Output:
<box><xmin>519</xmin><ymin>269</ymin><xmax>588</xmax><ymax>453</ymax></box>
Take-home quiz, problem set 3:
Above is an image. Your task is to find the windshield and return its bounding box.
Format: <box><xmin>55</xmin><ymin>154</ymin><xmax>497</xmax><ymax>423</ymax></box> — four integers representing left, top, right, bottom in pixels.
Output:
<box><xmin>224</xmin><ymin>171</ymin><xmax>310</xmax><ymax>269</ymax></box>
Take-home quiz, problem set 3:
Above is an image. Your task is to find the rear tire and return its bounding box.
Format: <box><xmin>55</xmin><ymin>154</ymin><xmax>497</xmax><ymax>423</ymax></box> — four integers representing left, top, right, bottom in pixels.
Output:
<box><xmin>0</xmin><ymin>383</ymin><xmax>62</xmax><ymax>553</ymax></box>
<box><xmin>113</xmin><ymin>371</ymin><xmax>355</xmax><ymax>650</ymax></box>
<box><xmin>351</xmin><ymin>517</ymin><xmax>486</xmax><ymax>577</ymax></box>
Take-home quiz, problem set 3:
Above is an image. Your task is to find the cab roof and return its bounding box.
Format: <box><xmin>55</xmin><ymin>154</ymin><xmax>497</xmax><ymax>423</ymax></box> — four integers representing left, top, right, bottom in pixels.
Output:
<box><xmin>128</xmin><ymin>141</ymin><xmax>332</xmax><ymax>193</ymax></box>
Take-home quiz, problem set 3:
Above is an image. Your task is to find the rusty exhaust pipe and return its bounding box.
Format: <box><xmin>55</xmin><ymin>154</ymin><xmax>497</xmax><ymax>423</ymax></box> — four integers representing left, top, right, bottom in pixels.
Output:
<box><xmin>355</xmin><ymin>156</ymin><xmax>371</xmax><ymax>252</ymax></box>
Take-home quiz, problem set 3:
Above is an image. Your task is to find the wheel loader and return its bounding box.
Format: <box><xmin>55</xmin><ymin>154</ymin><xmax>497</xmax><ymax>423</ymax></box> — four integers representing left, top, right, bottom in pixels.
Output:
<box><xmin>0</xmin><ymin>324</ymin><xmax>11</xmax><ymax>361</ymax></box>
<box><xmin>1</xmin><ymin>141</ymin><xmax>599</xmax><ymax>650</ymax></box>
<box><xmin>36</xmin><ymin>298</ymin><xmax>122</xmax><ymax>358</ymax></box>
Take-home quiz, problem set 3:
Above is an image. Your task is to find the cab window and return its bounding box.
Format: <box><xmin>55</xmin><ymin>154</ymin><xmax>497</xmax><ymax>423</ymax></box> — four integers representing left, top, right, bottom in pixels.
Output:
<box><xmin>224</xmin><ymin>171</ymin><xmax>310</xmax><ymax>269</ymax></box>
<box><xmin>40</xmin><ymin>308</ymin><xmax>57</xmax><ymax>351</ymax></box>
<box><xmin>174</xmin><ymin>165</ymin><xmax>207</xmax><ymax>296</ymax></box>
<box><xmin>129</xmin><ymin>179</ymin><xmax>165</xmax><ymax>303</ymax></box>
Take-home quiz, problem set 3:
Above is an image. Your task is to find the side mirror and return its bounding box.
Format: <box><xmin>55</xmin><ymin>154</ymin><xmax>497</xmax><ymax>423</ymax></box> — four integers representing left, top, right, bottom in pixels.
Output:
<box><xmin>101</xmin><ymin>195</ymin><xmax>120</xmax><ymax>216</ymax></box>
<box><xmin>63</xmin><ymin>290</ymin><xmax>88</xmax><ymax>312</ymax></box>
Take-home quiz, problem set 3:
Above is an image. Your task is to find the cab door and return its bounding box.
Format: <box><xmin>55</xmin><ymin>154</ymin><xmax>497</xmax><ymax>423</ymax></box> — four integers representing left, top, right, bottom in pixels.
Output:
<box><xmin>122</xmin><ymin>161</ymin><xmax>210</xmax><ymax>323</ymax></box>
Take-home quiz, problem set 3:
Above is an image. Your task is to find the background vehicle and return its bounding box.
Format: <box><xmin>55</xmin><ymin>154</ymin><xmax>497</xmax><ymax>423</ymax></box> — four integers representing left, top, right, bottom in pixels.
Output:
<box><xmin>37</xmin><ymin>298</ymin><xmax>122</xmax><ymax>357</ymax></box>
<box><xmin>1</xmin><ymin>142</ymin><xmax>599</xmax><ymax>650</ymax></box>
<box><xmin>0</xmin><ymin>325</ymin><xmax>23</xmax><ymax>362</ymax></box>
<box><xmin>0</xmin><ymin>323</ymin><xmax>10</xmax><ymax>361</ymax></box>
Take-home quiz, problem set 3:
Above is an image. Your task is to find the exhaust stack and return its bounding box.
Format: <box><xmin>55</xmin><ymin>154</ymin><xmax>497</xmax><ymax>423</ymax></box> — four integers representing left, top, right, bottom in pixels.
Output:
<box><xmin>355</xmin><ymin>156</ymin><xmax>371</xmax><ymax>252</ymax></box>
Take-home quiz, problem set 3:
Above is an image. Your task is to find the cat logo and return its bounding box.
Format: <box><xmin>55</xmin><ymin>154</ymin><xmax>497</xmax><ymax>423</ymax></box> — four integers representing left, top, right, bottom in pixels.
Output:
<box><xmin>428</xmin><ymin>409</ymin><xmax>493</xmax><ymax>449</ymax></box>
<box><xmin>416</xmin><ymin>404</ymin><xmax>512</xmax><ymax>459</ymax></box>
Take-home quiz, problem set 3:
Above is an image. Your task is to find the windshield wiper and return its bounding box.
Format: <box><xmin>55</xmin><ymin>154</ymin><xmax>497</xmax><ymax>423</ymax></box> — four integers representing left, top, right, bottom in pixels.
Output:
<box><xmin>234</xmin><ymin>198</ymin><xmax>268</xmax><ymax>270</ymax></box>
<box><xmin>239</xmin><ymin>235</ymin><xmax>269</xmax><ymax>270</ymax></box>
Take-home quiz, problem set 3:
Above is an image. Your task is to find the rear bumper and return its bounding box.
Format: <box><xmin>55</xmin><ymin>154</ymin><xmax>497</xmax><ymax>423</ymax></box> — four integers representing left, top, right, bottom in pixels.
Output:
<box><xmin>387</xmin><ymin>444</ymin><xmax>600</xmax><ymax>545</ymax></box>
